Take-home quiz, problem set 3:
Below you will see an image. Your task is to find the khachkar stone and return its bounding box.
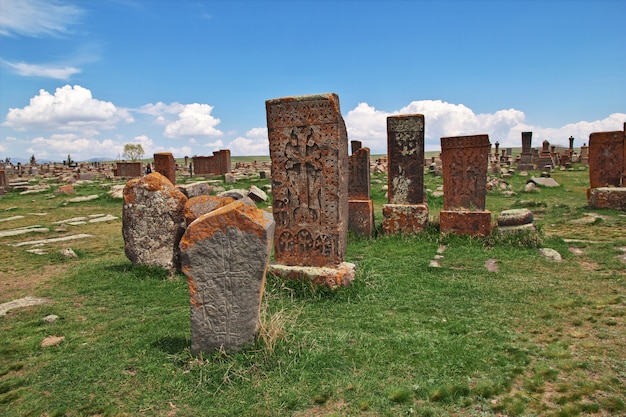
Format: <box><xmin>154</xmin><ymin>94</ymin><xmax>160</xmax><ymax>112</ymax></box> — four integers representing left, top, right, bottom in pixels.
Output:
<box><xmin>587</xmin><ymin>127</ymin><xmax>626</xmax><ymax>210</ymax></box>
<box><xmin>154</xmin><ymin>152</ymin><xmax>176</xmax><ymax>184</ymax></box>
<box><xmin>266</xmin><ymin>93</ymin><xmax>354</xmax><ymax>287</ymax></box>
<box><xmin>439</xmin><ymin>134</ymin><xmax>492</xmax><ymax>237</ymax></box>
<box><xmin>517</xmin><ymin>131</ymin><xmax>534</xmax><ymax>171</ymax></box>
<box><xmin>382</xmin><ymin>114</ymin><xmax>428</xmax><ymax>235</ymax></box>
<box><xmin>348</xmin><ymin>142</ymin><xmax>374</xmax><ymax>237</ymax></box>
<box><xmin>179</xmin><ymin>200</ymin><xmax>275</xmax><ymax>355</ymax></box>
<box><xmin>588</xmin><ymin>130</ymin><xmax>624</xmax><ymax>189</ymax></box>
<box><xmin>122</xmin><ymin>172</ymin><xmax>188</xmax><ymax>273</ymax></box>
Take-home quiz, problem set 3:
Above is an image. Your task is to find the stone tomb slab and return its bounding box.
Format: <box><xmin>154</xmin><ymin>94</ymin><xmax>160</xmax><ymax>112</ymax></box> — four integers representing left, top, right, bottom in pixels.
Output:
<box><xmin>266</xmin><ymin>93</ymin><xmax>348</xmax><ymax>267</ymax></box>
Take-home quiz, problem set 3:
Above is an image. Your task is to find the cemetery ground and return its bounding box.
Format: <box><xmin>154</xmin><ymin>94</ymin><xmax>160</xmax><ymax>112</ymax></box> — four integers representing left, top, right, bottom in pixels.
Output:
<box><xmin>1</xmin><ymin>159</ymin><xmax>625</xmax><ymax>417</ymax></box>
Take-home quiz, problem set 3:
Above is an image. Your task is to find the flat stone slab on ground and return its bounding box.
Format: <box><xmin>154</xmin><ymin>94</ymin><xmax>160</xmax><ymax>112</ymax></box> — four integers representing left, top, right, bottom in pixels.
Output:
<box><xmin>267</xmin><ymin>262</ymin><xmax>356</xmax><ymax>287</ymax></box>
<box><xmin>0</xmin><ymin>296</ymin><xmax>52</xmax><ymax>316</ymax></box>
<box><xmin>0</xmin><ymin>215</ymin><xmax>25</xmax><ymax>222</ymax></box>
<box><xmin>528</xmin><ymin>177</ymin><xmax>560</xmax><ymax>187</ymax></box>
<box><xmin>0</xmin><ymin>226</ymin><xmax>49</xmax><ymax>238</ymax></box>
<box><xmin>66</xmin><ymin>194</ymin><xmax>99</xmax><ymax>203</ymax></box>
<box><xmin>12</xmin><ymin>233</ymin><xmax>93</xmax><ymax>247</ymax></box>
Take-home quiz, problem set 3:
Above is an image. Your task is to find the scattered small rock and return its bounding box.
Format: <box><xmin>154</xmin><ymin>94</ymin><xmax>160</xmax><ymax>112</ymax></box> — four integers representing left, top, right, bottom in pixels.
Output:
<box><xmin>485</xmin><ymin>258</ymin><xmax>499</xmax><ymax>273</ymax></box>
<box><xmin>42</xmin><ymin>314</ymin><xmax>59</xmax><ymax>323</ymax></box>
<box><xmin>41</xmin><ymin>335</ymin><xmax>65</xmax><ymax>347</ymax></box>
<box><xmin>539</xmin><ymin>248</ymin><xmax>562</xmax><ymax>262</ymax></box>
<box><xmin>60</xmin><ymin>248</ymin><xmax>78</xmax><ymax>258</ymax></box>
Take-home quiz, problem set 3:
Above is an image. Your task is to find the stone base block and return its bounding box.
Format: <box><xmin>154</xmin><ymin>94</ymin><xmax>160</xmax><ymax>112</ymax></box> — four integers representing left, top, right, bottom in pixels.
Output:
<box><xmin>348</xmin><ymin>199</ymin><xmax>374</xmax><ymax>237</ymax></box>
<box><xmin>516</xmin><ymin>164</ymin><xmax>535</xmax><ymax>171</ymax></box>
<box><xmin>382</xmin><ymin>203</ymin><xmax>429</xmax><ymax>235</ymax></box>
<box><xmin>267</xmin><ymin>262</ymin><xmax>356</xmax><ymax>288</ymax></box>
<box><xmin>439</xmin><ymin>210</ymin><xmax>492</xmax><ymax>237</ymax></box>
<box><xmin>588</xmin><ymin>187</ymin><xmax>626</xmax><ymax>210</ymax></box>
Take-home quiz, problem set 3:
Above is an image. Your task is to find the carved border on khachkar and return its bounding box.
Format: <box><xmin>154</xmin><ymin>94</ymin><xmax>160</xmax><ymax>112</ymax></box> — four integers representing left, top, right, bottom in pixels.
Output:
<box><xmin>348</xmin><ymin>142</ymin><xmax>374</xmax><ymax>237</ymax></box>
<box><xmin>266</xmin><ymin>93</ymin><xmax>354</xmax><ymax>287</ymax></box>
<box><xmin>382</xmin><ymin>114</ymin><xmax>428</xmax><ymax>235</ymax></box>
<box><xmin>439</xmin><ymin>134</ymin><xmax>492</xmax><ymax>236</ymax></box>
<box><xmin>587</xmin><ymin>127</ymin><xmax>626</xmax><ymax>210</ymax></box>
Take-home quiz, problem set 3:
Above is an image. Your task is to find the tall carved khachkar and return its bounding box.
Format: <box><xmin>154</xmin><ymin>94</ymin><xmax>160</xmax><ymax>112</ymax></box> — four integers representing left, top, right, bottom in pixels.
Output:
<box><xmin>587</xmin><ymin>125</ymin><xmax>626</xmax><ymax>210</ymax></box>
<box><xmin>266</xmin><ymin>94</ymin><xmax>354</xmax><ymax>286</ymax></box>
<box><xmin>348</xmin><ymin>141</ymin><xmax>374</xmax><ymax>237</ymax></box>
<box><xmin>382</xmin><ymin>114</ymin><xmax>428</xmax><ymax>234</ymax></box>
<box><xmin>439</xmin><ymin>135</ymin><xmax>492</xmax><ymax>236</ymax></box>
<box><xmin>516</xmin><ymin>131</ymin><xmax>534</xmax><ymax>171</ymax></box>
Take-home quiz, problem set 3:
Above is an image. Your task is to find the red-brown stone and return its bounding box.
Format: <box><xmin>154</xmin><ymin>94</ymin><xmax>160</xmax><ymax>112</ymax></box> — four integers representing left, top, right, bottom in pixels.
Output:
<box><xmin>441</xmin><ymin>135</ymin><xmax>490</xmax><ymax>211</ymax></box>
<box><xmin>348</xmin><ymin>200</ymin><xmax>375</xmax><ymax>237</ymax></box>
<box><xmin>588</xmin><ymin>131</ymin><xmax>623</xmax><ymax>188</ymax></box>
<box><xmin>382</xmin><ymin>203</ymin><xmax>429</xmax><ymax>235</ymax></box>
<box><xmin>439</xmin><ymin>210</ymin><xmax>492</xmax><ymax>237</ymax></box>
<box><xmin>154</xmin><ymin>152</ymin><xmax>176</xmax><ymax>185</ymax></box>
<box><xmin>266</xmin><ymin>93</ymin><xmax>348</xmax><ymax>267</ymax></box>
<box><xmin>387</xmin><ymin>115</ymin><xmax>425</xmax><ymax>204</ymax></box>
<box><xmin>115</xmin><ymin>162</ymin><xmax>142</xmax><ymax>178</ymax></box>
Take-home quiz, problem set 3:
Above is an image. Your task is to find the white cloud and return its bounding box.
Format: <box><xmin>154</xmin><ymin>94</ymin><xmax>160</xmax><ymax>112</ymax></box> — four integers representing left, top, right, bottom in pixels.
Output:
<box><xmin>1</xmin><ymin>59</ymin><xmax>81</xmax><ymax>79</ymax></box>
<box><xmin>163</xmin><ymin>103</ymin><xmax>223</xmax><ymax>139</ymax></box>
<box><xmin>3</xmin><ymin>85</ymin><xmax>134</xmax><ymax>133</ymax></box>
<box><xmin>27</xmin><ymin>133</ymin><xmax>123</xmax><ymax>161</ymax></box>
<box><xmin>344</xmin><ymin>100</ymin><xmax>626</xmax><ymax>153</ymax></box>
<box><xmin>227</xmin><ymin>127</ymin><xmax>269</xmax><ymax>156</ymax></box>
<box><xmin>137</xmin><ymin>102</ymin><xmax>186</xmax><ymax>116</ymax></box>
<box><xmin>0</xmin><ymin>0</ymin><xmax>83</xmax><ymax>37</ymax></box>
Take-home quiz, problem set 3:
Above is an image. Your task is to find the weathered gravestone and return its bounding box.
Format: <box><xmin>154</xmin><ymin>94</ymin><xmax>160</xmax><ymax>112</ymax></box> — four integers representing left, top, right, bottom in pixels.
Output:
<box><xmin>182</xmin><ymin>195</ymin><xmax>235</xmax><ymax>226</ymax></box>
<box><xmin>348</xmin><ymin>141</ymin><xmax>374</xmax><ymax>237</ymax></box>
<box><xmin>382</xmin><ymin>114</ymin><xmax>428</xmax><ymax>234</ymax></box>
<box><xmin>115</xmin><ymin>162</ymin><xmax>142</xmax><ymax>178</ymax></box>
<box><xmin>154</xmin><ymin>152</ymin><xmax>176</xmax><ymax>185</ymax></box>
<box><xmin>516</xmin><ymin>131</ymin><xmax>535</xmax><ymax>171</ymax></box>
<box><xmin>587</xmin><ymin>127</ymin><xmax>626</xmax><ymax>210</ymax></box>
<box><xmin>0</xmin><ymin>169</ymin><xmax>7</xmax><ymax>192</ymax></box>
<box><xmin>439</xmin><ymin>134</ymin><xmax>492</xmax><ymax>236</ymax></box>
<box><xmin>122</xmin><ymin>172</ymin><xmax>187</xmax><ymax>272</ymax></box>
<box><xmin>179</xmin><ymin>200</ymin><xmax>275</xmax><ymax>355</ymax></box>
<box><xmin>266</xmin><ymin>93</ymin><xmax>354</xmax><ymax>286</ymax></box>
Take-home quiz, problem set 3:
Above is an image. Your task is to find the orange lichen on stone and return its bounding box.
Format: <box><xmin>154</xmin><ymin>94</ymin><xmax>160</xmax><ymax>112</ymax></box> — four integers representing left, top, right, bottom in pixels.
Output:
<box><xmin>180</xmin><ymin>201</ymin><xmax>273</xmax><ymax>251</ymax></box>
<box><xmin>382</xmin><ymin>203</ymin><xmax>428</xmax><ymax>235</ymax></box>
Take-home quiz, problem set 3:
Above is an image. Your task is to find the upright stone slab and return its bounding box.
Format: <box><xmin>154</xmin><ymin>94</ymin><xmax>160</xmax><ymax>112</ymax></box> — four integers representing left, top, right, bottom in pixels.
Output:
<box><xmin>154</xmin><ymin>152</ymin><xmax>176</xmax><ymax>184</ymax></box>
<box><xmin>382</xmin><ymin>114</ymin><xmax>428</xmax><ymax>234</ymax></box>
<box><xmin>122</xmin><ymin>172</ymin><xmax>188</xmax><ymax>272</ymax></box>
<box><xmin>439</xmin><ymin>134</ymin><xmax>492</xmax><ymax>236</ymax></box>
<box><xmin>266</xmin><ymin>93</ymin><xmax>349</xmax><ymax>268</ymax></box>
<box><xmin>588</xmin><ymin>131</ymin><xmax>623</xmax><ymax>188</ymax></box>
<box><xmin>115</xmin><ymin>162</ymin><xmax>142</xmax><ymax>178</ymax></box>
<box><xmin>517</xmin><ymin>131</ymin><xmax>534</xmax><ymax>171</ymax></box>
<box><xmin>0</xmin><ymin>169</ymin><xmax>7</xmax><ymax>191</ymax></box>
<box><xmin>348</xmin><ymin>145</ymin><xmax>374</xmax><ymax>237</ymax></box>
<box><xmin>179</xmin><ymin>200</ymin><xmax>274</xmax><ymax>355</ymax></box>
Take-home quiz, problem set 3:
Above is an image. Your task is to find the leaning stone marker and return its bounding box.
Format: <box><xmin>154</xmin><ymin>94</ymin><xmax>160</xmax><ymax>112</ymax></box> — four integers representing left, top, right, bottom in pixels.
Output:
<box><xmin>122</xmin><ymin>172</ymin><xmax>187</xmax><ymax>272</ymax></box>
<box><xmin>439</xmin><ymin>134</ymin><xmax>492</xmax><ymax>236</ymax></box>
<box><xmin>179</xmin><ymin>200</ymin><xmax>275</xmax><ymax>355</ymax></box>
<box><xmin>266</xmin><ymin>93</ymin><xmax>348</xmax><ymax>267</ymax></box>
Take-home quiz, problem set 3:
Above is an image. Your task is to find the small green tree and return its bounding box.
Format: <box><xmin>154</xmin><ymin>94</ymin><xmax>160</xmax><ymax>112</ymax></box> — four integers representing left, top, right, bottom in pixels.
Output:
<box><xmin>122</xmin><ymin>143</ymin><xmax>145</xmax><ymax>161</ymax></box>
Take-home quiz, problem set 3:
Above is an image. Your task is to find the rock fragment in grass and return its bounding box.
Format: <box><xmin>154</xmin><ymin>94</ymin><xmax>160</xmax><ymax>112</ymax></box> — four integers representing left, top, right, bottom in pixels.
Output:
<box><xmin>539</xmin><ymin>248</ymin><xmax>562</xmax><ymax>262</ymax></box>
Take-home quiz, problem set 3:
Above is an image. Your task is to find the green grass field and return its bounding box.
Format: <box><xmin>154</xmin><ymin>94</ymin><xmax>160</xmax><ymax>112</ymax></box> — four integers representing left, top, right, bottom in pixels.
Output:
<box><xmin>0</xmin><ymin>160</ymin><xmax>624</xmax><ymax>416</ymax></box>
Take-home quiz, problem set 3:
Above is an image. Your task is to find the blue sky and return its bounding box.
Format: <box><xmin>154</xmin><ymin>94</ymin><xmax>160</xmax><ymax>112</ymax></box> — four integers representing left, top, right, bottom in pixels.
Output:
<box><xmin>0</xmin><ymin>0</ymin><xmax>624</xmax><ymax>162</ymax></box>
